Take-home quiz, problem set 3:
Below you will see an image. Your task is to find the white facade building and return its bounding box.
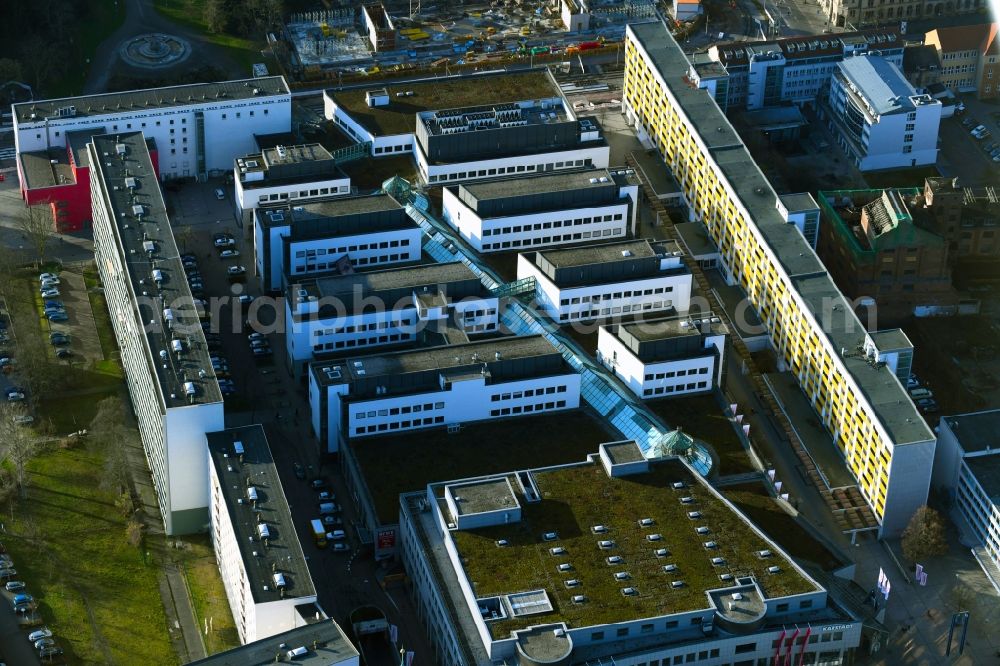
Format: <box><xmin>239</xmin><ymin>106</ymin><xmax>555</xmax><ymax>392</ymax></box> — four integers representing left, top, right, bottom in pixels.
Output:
<box><xmin>597</xmin><ymin>313</ymin><xmax>728</xmax><ymax>399</ymax></box>
<box><xmin>235</xmin><ymin>143</ymin><xmax>352</xmax><ymax>217</ymax></box>
<box><xmin>517</xmin><ymin>239</ymin><xmax>693</xmax><ymax>324</ymax></box>
<box><xmin>285</xmin><ymin>263</ymin><xmax>498</xmax><ymax>378</ymax></box>
<box><xmin>932</xmin><ymin>411</ymin><xmax>1000</xmax><ymax>579</ymax></box>
<box><xmin>399</xmin><ymin>443</ymin><xmax>862</xmax><ymax>666</ymax></box>
<box><xmin>15</xmin><ymin>77</ymin><xmax>291</xmax><ymax>180</ymax></box>
<box><xmin>253</xmin><ymin>194</ymin><xmax>421</xmax><ymax>293</ymax></box>
<box><xmin>441</xmin><ymin>169</ymin><xmax>638</xmax><ymax>253</ymax></box>
<box><xmin>824</xmin><ymin>55</ymin><xmax>941</xmax><ymax>171</ymax></box>
<box><xmin>208</xmin><ymin>426</ymin><xmax>319</xmax><ymax>644</ymax></box>
<box><xmin>323</xmin><ymin>71</ymin><xmax>610</xmax><ymax>185</ymax></box>
<box><xmin>700</xmin><ymin>29</ymin><xmax>905</xmax><ymax>111</ymax></box>
<box><xmin>188</xmin><ymin>621</ymin><xmax>360</xmax><ymax>665</ymax></box>
<box><xmin>309</xmin><ymin>336</ymin><xmax>581</xmax><ymax>452</ymax></box>
<box><xmin>90</xmin><ymin>132</ymin><xmax>223</xmax><ymax>535</ymax></box>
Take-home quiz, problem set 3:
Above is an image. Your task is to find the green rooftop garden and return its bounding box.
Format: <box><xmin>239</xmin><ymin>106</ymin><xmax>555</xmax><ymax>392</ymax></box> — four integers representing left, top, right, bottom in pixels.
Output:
<box><xmin>647</xmin><ymin>394</ymin><xmax>755</xmax><ymax>476</ymax></box>
<box><xmin>451</xmin><ymin>459</ymin><xmax>816</xmax><ymax>636</ymax></box>
<box><xmin>331</xmin><ymin>70</ymin><xmax>558</xmax><ymax>136</ymax></box>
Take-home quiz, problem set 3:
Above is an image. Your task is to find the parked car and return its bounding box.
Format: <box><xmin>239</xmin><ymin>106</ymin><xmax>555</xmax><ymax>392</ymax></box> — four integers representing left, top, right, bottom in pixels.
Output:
<box><xmin>326</xmin><ymin>530</ymin><xmax>346</xmax><ymax>541</ymax></box>
<box><xmin>322</xmin><ymin>515</ymin><xmax>343</xmax><ymax>526</ymax></box>
<box><xmin>310</xmin><ymin>478</ymin><xmax>327</xmax><ymax>490</ymax></box>
<box><xmin>46</xmin><ymin>312</ymin><xmax>68</xmax><ymax>322</ymax></box>
<box><xmin>49</xmin><ymin>333</ymin><xmax>70</xmax><ymax>346</ymax></box>
<box><xmin>39</xmin><ymin>646</ymin><xmax>64</xmax><ymax>659</ymax></box>
<box><xmin>40</xmin><ymin>276</ymin><xmax>60</xmax><ymax>287</ymax></box>
<box><xmin>294</xmin><ymin>462</ymin><xmax>306</xmax><ymax>479</ymax></box>
<box><xmin>5</xmin><ymin>580</ymin><xmax>24</xmax><ymax>592</ymax></box>
<box><xmin>215</xmin><ymin>188</ymin><xmax>226</xmax><ymax>200</ymax></box>
<box><xmin>12</xmin><ymin>415</ymin><xmax>34</xmax><ymax>426</ymax></box>
<box><xmin>219</xmin><ymin>249</ymin><xmax>240</xmax><ymax>259</ymax></box>
<box><xmin>38</xmin><ymin>273</ymin><xmax>58</xmax><ymax>282</ymax></box>
<box><xmin>252</xmin><ymin>346</ymin><xmax>273</xmax><ymax>357</ymax></box>
<box><xmin>214</xmin><ymin>236</ymin><xmax>235</xmax><ymax>249</ymax></box>
<box><xmin>227</xmin><ymin>265</ymin><xmax>246</xmax><ymax>276</ymax></box>
<box><xmin>238</xmin><ymin>294</ymin><xmax>255</xmax><ymax>305</ymax></box>
<box><xmin>0</xmin><ymin>356</ymin><xmax>13</xmax><ymax>367</ymax></box>
<box><xmin>972</xmin><ymin>124</ymin><xmax>987</xmax><ymax>136</ymax></box>
<box><xmin>43</xmin><ymin>300</ymin><xmax>64</xmax><ymax>309</ymax></box>
<box><xmin>28</xmin><ymin>630</ymin><xmax>52</xmax><ymax>645</ymax></box>
<box><xmin>332</xmin><ymin>542</ymin><xmax>350</xmax><ymax>552</ymax></box>
<box><xmin>6</xmin><ymin>391</ymin><xmax>25</xmax><ymax>402</ymax></box>
<box><xmin>40</xmin><ymin>288</ymin><xmax>60</xmax><ymax>299</ymax></box>
<box><xmin>55</xmin><ymin>349</ymin><xmax>72</xmax><ymax>359</ymax></box>
<box><xmin>34</xmin><ymin>638</ymin><xmax>54</xmax><ymax>651</ymax></box>
<box><xmin>0</xmin><ymin>569</ymin><xmax>18</xmax><ymax>581</ymax></box>
<box><xmin>12</xmin><ymin>593</ymin><xmax>32</xmax><ymax>606</ymax></box>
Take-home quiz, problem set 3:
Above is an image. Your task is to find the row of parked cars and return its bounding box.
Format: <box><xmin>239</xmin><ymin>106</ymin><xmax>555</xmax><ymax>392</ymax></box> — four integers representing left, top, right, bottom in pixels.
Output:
<box><xmin>962</xmin><ymin>117</ymin><xmax>1000</xmax><ymax>161</ymax></box>
<box><xmin>907</xmin><ymin>373</ymin><xmax>938</xmax><ymax>414</ymax></box>
<box><xmin>0</xmin><ymin>546</ymin><xmax>63</xmax><ymax>660</ymax></box>
<box><xmin>312</xmin><ymin>478</ymin><xmax>349</xmax><ymax>552</ymax></box>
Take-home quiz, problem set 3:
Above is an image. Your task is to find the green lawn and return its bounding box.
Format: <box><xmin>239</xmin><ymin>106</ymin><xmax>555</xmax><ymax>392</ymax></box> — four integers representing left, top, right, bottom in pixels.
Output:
<box><xmin>3</xmin><ymin>446</ymin><xmax>174</xmax><ymax>664</ymax></box>
<box><xmin>153</xmin><ymin>0</ymin><xmax>264</xmax><ymax>75</ymax></box>
<box><xmin>647</xmin><ymin>394</ymin><xmax>755</xmax><ymax>476</ymax></box>
<box><xmin>176</xmin><ymin>535</ymin><xmax>240</xmax><ymax>655</ymax></box>
<box><xmin>48</xmin><ymin>0</ymin><xmax>127</xmax><ymax>97</ymax></box>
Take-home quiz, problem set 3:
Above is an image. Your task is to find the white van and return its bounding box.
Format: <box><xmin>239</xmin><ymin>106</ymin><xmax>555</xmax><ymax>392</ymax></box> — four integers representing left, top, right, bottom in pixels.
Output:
<box><xmin>214</xmin><ymin>188</ymin><xmax>226</xmax><ymax>200</ymax></box>
<box><xmin>909</xmin><ymin>388</ymin><xmax>934</xmax><ymax>400</ymax></box>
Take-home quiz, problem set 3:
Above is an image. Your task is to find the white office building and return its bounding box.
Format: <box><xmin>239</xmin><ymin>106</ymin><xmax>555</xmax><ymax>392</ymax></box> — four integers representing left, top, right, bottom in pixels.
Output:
<box><xmin>699</xmin><ymin>29</ymin><xmax>904</xmax><ymax>111</ymax></box>
<box><xmin>285</xmin><ymin>263</ymin><xmax>498</xmax><ymax>378</ymax></box>
<box><xmin>235</xmin><ymin>143</ymin><xmax>353</xmax><ymax>217</ymax></box>
<box><xmin>188</xmin><ymin>621</ymin><xmax>359</xmax><ymax>666</ymax></box>
<box><xmin>823</xmin><ymin>55</ymin><xmax>941</xmax><ymax>171</ymax></box>
<box><xmin>323</xmin><ymin>71</ymin><xmax>610</xmax><ymax>185</ymax></box>
<box><xmin>932</xmin><ymin>411</ymin><xmax>1000</xmax><ymax>583</ymax></box>
<box><xmin>517</xmin><ymin>240</ymin><xmax>693</xmax><ymax>324</ymax></box>
<box><xmin>597</xmin><ymin>313</ymin><xmax>728</xmax><ymax>399</ymax></box>
<box><xmin>441</xmin><ymin>169</ymin><xmax>639</xmax><ymax>253</ymax></box>
<box><xmin>254</xmin><ymin>193</ymin><xmax>421</xmax><ymax>293</ymax></box>
<box><xmin>400</xmin><ymin>442</ymin><xmax>862</xmax><ymax>666</ymax></box>
<box><xmin>90</xmin><ymin>132</ymin><xmax>223</xmax><ymax>535</ymax></box>
<box><xmin>15</xmin><ymin>77</ymin><xmax>291</xmax><ymax>180</ymax></box>
<box><xmin>207</xmin><ymin>426</ymin><xmax>320</xmax><ymax>644</ymax></box>
<box><xmin>309</xmin><ymin>336</ymin><xmax>581</xmax><ymax>452</ymax></box>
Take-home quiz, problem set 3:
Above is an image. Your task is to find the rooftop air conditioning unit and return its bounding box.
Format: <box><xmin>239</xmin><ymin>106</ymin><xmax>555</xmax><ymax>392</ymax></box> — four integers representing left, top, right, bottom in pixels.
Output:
<box><xmin>543</xmin><ymin>532</ymin><xmax>558</xmax><ymax>541</ymax></box>
<box><xmin>605</xmin><ymin>555</ymin><xmax>623</xmax><ymax>564</ymax></box>
<box><xmin>768</xmin><ymin>566</ymin><xmax>781</xmax><ymax>574</ymax></box>
<box><xmin>719</xmin><ymin>573</ymin><xmax>734</xmax><ymax>581</ymax></box>
<box><xmin>672</xmin><ymin>482</ymin><xmax>686</xmax><ymax>489</ymax></box>
<box><xmin>638</xmin><ymin>518</ymin><xmax>654</xmax><ymax>527</ymax></box>
<box><xmin>654</xmin><ymin>548</ymin><xmax>668</xmax><ymax>558</ymax></box>
<box><xmin>670</xmin><ymin>581</ymin><xmax>685</xmax><ymax>588</ymax></box>
<box><xmin>711</xmin><ymin>557</ymin><xmax>725</xmax><ymax>566</ymax></box>
<box><xmin>687</xmin><ymin>511</ymin><xmax>702</xmax><ymax>519</ymax></box>
<box><xmin>704</xmin><ymin>541</ymin><xmax>717</xmax><ymax>549</ymax></box>
<box><xmin>663</xmin><ymin>564</ymin><xmax>678</xmax><ymax>572</ymax></box>
<box><xmin>680</xmin><ymin>496</ymin><xmax>694</xmax><ymax>504</ymax></box>
<box><xmin>591</xmin><ymin>525</ymin><xmax>608</xmax><ymax>534</ymax></box>
<box><xmin>557</xmin><ymin>563</ymin><xmax>573</xmax><ymax>572</ymax></box>
<box><xmin>598</xmin><ymin>541</ymin><xmax>615</xmax><ymax>550</ymax></box>
<box><xmin>571</xmin><ymin>595</ymin><xmax>586</xmax><ymax>604</ymax></box>
<box><xmin>614</xmin><ymin>572</ymin><xmax>630</xmax><ymax>581</ymax></box>
<box><xmin>696</xmin><ymin>526</ymin><xmax>710</xmax><ymax>534</ymax></box>
<box><xmin>549</xmin><ymin>547</ymin><xmax>566</xmax><ymax>556</ymax></box>
<box><xmin>646</xmin><ymin>534</ymin><xmax>662</xmax><ymax>542</ymax></box>
<box><xmin>564</xmin><ymin>579</ymin><xmax>581</xmax><ymax>588</ymax></box>
<box><xmin>496</xmin><ymin>539</ymin><xmax>509</xmax><ymax>547</ymax></box>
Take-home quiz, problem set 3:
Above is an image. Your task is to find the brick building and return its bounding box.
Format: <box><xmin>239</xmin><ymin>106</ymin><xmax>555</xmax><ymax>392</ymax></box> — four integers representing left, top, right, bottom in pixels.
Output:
<box><xmin>922</xmin><ymin>177</ymin><xmax>1000</xmax><ymax>259</ymax></box>
<box><xmin>818</xmin><ymin>188</ymin><xmax>957</xmax><ymax>323</ymax></box>
<box><xmin>925</xmin><ymin>23</ymin><xmax>1000</xmax><ymax>98</ymax></box>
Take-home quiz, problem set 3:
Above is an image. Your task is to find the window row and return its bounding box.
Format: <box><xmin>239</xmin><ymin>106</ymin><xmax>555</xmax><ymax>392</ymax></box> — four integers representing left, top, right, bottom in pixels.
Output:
<box><xmin>483</xmin><ymin>228</ymin><xmax>621</xmax><ymax>250</ymax></box>
<box><xmin>313</xmin><ymin>333</ymin><xmax>408</xmax><ymax>351</ymax></box>
<box><xmin>292</xmin><ymin>253</ymin><xmax>408</xmax><ymax>272</ymax></box>
<box><xmin>427</xmin><ymin>159</ymin><xmax>591</xmax><ymax>183</ymax></box>
<box><xmin>491</xmin><ymin>385</ymin><xmax>568</xmax><ymax>401</ymax></box>
<box><xmin>561</xmin><ymin>286</ymin><xmax>673</xmax><ymax>306</ymax></box>
<box><xmin>644</xmin><ymin>367</ymin><xmax>709</xmax><ymax>381</ymax></box>
<box><xmin>262</xmin><ymin>185</ymin><xmax>349</xmax><ymax>202</ymax></box>
<box><xmin>642</xmin><ymin>381</ymin><xmax>708</xmax><ymax>396</ymax></box>
<box><xmin>295</xmin><ymin>238</ymin><xmax>412</xmax><ymax>258</ymax></box>
<box><xmin>558</xmin><ymin>300</ymin><xmax>672</xmax><ymax>321</ymax></box>
<box><xmin>355</xmin><ymin>415</ymin><xmax>445</xmax><ymax>434</ymax></box>
<box><xmin>374</xmin><ymin>143</ymin><xmax>412</xmax><ymax>154</ymax></box>
<box><xmin>357</xmin><ymin>401</ymin><xmax>445</xmax><ymax>419</ymax></box>
<box><xmin>490</xmin><ymin>400</ymin><xmax>567</xmax><ymax>417</ymax></box>
<box><xmin>482</xmin><ymin>213</ymin><xmax>624</xmax><ymax>236</ymax></box>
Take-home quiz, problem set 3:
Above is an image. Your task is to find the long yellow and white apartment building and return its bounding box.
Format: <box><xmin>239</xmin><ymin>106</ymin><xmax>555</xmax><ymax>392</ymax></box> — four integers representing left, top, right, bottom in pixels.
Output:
<box><xmin>622</xmin><ymin>20</ymin><xmax>935</xmax><ymax>536</ymax></box>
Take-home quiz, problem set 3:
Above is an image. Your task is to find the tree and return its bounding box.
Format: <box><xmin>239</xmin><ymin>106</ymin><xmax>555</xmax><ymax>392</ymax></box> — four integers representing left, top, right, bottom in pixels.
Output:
<box><xmin>88</xmin><ymin>396</ymin><xmax>134</xmax><ymax>495</ymax></box>
<box><xmin>901</xmin><ymin>505</ymin><xmax>948</xmax><ymax>563</ymax></box>
<box><xmin>17</xmin><ymin>205</ymin><xmax>53</xmax><ymax>269</ymax></box>
<box><xmin>0</xmin><ymin>402</ymin><xmax>42</xmax><ymax>500</ymax></box>
<box><xmin>16</xmin><ymin>336</ymin><xmax>61</xmax><ymax>400</ymax></box>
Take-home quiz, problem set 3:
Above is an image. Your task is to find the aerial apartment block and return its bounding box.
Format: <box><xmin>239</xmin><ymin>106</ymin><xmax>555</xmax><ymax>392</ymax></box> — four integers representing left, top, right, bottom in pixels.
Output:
<box><xmin>207</xmin><ymin>426</ymin><xmax>320</xmax><ymax>644</ymax></box>
<box><xmin>517</xmin><ymin>240</ymin><xmax>693</xmax><ymax>324</ymax></box>
<box><xmin>932</xmin><ymin>411</ymin><xmax>1000</xmax><ymax>580</ymax></box>
<box><xmin>309</xmin><ymin>335</ymin><xmax>581</xmax><ymax>453</ymax></box>
<box><xmin>188</xmin><ymin>620</ymin><xmax>359</xmax><ymax>665</ymax></box>
<box><xmin>14</xmin><ymin>77</ymin><xmax>291</xmax><ymax>231</ymax></box>
<box><xmin>285</xmin><ymin>263</ymin><xmax>498</xmax><ymax>377</ymax></box>
<box><xmin>234</xmin><ymin>143</ymin><xmax>353</xmax><ymax>217</ymax></box>
<box><xmin>696</xmin><ymin>28</ymin><xmax>904</xmax><ymax>111</ymax></box>
<box><xmin>440</xmin><ymin>168</ymin><xmax>639</xmax><ymax>253</ymax></box>
<box><xmin>925</xmin><ymin>22</ymin><xmax>1000</xmax><ymax>98</ymax></box>
<box><xmin>822</xmin><ymin>55</ymin><xmax>941</xmax><ymax>171</ymax></box>
<box><xmin>15</xmin><ymin>77</ymin><xmax>291</xmax><ymax>180</ymax></box>
<box><xmin>597</xmin><ymin>313</ymin><xmax>728</xmax><ymax>400</ymax></box>
<box><xmin>90</xmin><ymin>132</ymin><xmax>224</xmax><ymax>535</ymax></box>
<box><xmin>400</xmin><ymin>443</ymin><xmax>862</xmax><ymax>665</ymax></box>
<box><xmin>820</xmin><ymin>0</ymin><xmax>983</xmax><ymax>29</ymax></box>
<box><xmin>623</xmin><ymin>20</ymin><xmax>935</xmax><ymax>536</ymax></box>
<box><xmin>323</xmin><ymin>70</ymin><xmax>610</xmax><ymax>184</ymax></box>
<box><xmin>253</xmin><ymin>193</ymin><xmax>421</xmax><ymax>293</ymax></box>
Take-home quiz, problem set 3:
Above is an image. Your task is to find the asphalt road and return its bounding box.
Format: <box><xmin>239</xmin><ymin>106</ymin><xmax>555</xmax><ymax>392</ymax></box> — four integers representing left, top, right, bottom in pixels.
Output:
<box><xmin>0</xmin><ymin>582</ymin><xmax>44</xmax><ymax>665</ymax></box>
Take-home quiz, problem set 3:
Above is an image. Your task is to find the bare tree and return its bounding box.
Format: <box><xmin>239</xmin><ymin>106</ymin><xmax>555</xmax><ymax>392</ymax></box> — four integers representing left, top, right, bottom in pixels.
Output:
<box><xmin>88</xmin><ymin>396</ymin><xmax>134</xmax><ymax>495</ymax></box>
<box><xmin>17</xmin><ymin>205</ymin><xmax>53</xmax><ymax>269</ymax></box>
<box><xmin>0</xmin><ymin>402</ymin><xmax>42</xmax><ymax>499</ymax></box>
<box><xmin>16</xmin><ymin>336</ymin><xmax>60</xmax><ymax>399</ymax></box>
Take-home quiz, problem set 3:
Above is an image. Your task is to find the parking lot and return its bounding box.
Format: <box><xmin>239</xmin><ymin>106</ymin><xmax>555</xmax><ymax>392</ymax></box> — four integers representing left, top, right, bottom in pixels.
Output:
<box><xmin>938</xmin><ymin>96</ymin><xmax>1000</xmax><ymax>184</ymax></box>
<box><xmin>0</xmin><ymin>546</ymin><xmax>45</xmax><ymax>665</ymax></box>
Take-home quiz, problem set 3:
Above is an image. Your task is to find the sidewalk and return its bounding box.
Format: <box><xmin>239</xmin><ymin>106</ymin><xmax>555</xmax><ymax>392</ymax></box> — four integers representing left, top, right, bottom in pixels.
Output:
<box><xmin>124</xmin><ymin>428</ymin><xmax>207</xmax><ymax>663</ymax></box>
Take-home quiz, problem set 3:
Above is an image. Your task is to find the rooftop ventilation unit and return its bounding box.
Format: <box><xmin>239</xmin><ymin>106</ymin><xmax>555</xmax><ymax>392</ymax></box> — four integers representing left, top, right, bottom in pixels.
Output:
<box><xmin>234</xmin><ymin>440</ymin><xmax>244</xmax><ymax>456</ymax></box>
<box><xmin>571</xmin><ymin>595</ymin><xmax>586</xmax><ymax>604</ymax></box>
<box><xmin>670</xmin><ymin>581</ymin><xmax>685</xmax><ymax>588</ymax></box>
<box><xmin>621</xmin><ymin>587</ymin><xmax>637</xmax><ymax>596</ymax></box>
<box><xmin>696</xmin><ymin>526</ymin><xmax>710</xmax><ymax>534</ymax></box>
<box><xmin>767</xmin><ymin>566</ymin><xmax>781</xmax><ymax>574</ymax></box>
<box><xmin>247</xmin><ymin>486</ymin><xmax>258</xmax><ymax>502</ymax></box>
<box><xmin>151</xmin><ymin>269</ymin><xmax>163</xmax><ymax>284</ymax></box>
<box><xmin>591</xmin><ymin>525</ymin><xmax>607</xmax><ymax>534</ymax></box>
<box><xmin>549</xmin><ymin>547</ymin><xmax>567</xmax><ymax>556</ymax></box>
<box><xmin>757</xmin><ymin>549</ymin><xmax>772</xmax><ymax>558</ymax></box>
<box><xmin>598</xmin><ymin>540</ymin><xmax>615</xmax><ymax>550</ymax></box>
<box><xmin>272</xmin><ymin>572</ymin><xmax>286</xmax><ymax>588</ymax></box>
<box><xmin>663</xmin><ymin>564</ymin><xmax>678</xmax><ymax>572</ymax></box>
<box><xmin>605</xmin><ymin>555</ymin><xmax>623</xmax><ymax>565</ymax></box>
<box><xmin>125</xmin><ymin>177</ymin><xmax>137</xmax><ymax>189</ymax></box>
<box><xmin>654</xmin><ymin>548</ymin><xmax>668</xmax><ymax>558</ymax></box>
<box><xmin>257</xmin><ymin>523</ymin><xmax>270</xmax><ymax>539</ymax></box>
<box><xmin>646</xmin><ymin>534</ymin><xmax>662</xmax><ymax>542</ymax></box>
<box><xmin>711</xmin><ymin>557</ymin><xmax>726</xmax><ymax>566</ymax></box>
<box><xmin>719</xmin><ymin>573</ymin><xmax>734</xmax><ymax>582</ymax></box>
<box><xmin>704</xmin><ymin>541</ymin><xmax>717</xmax><ymax>549</ymax></box>
<box><xmin>614</xmin><ymin>572</ymin><xmax>630</xmax><ymax>581</ymax></box>
<box><xmin>543</xmin><ymin>532</ymin><xmax>558</xmax><ymax>541</ymax></box>
<box><xmin>672</xmin><ymin>481</ymin><xmax>686</xmax><ymax>490</ymax></box>
<box><xmin>496</xmin><ymin>539</ymin><xmax>509</xmax><ymax>547</ymax></box>
<box><xmin>564</xmin><ymin>579</ymin><xmax>581</xmax><ymax>588</ymax></box>
<box><xmin>557</xmin><ymin>563</ymin><xmax>573</xmax><ymax>572</ymax></box>
<box><xmin>132</xmin><ymin>204</ymin><xmax>144</xmax><ymax>217</ymax></box>
<box><xmin>680</xmin><ymin>496</ymin><xmax>694</xmax><ymax>504</ymax></box>
<box><xmin>143</xmin><ymin>240</ymin><xmax>156</xmax><ymax>254</ymax></box>
<box><xmin>621</xmin><ymin>250</ymin><xmax>633</xmax><ymax>257</ymax></box>
<box><xmin>115</xmin><ymin>143</ymin><xmax>127</xmax><ymax>155</ymax></box>
<box><xmin>688</xmin><ymin>511</ymin><xmax>702</xmax><ymax>519</ymax></box>
<box><xmin>171</xmin><ymin>339</ymin><xmax>183</xmax><ymax>353</ymax></box>
<box><xmin>638</xmin><ymin>518</ymin><xmax>654</xmax><ymax>527</ymax></box>
<box><xmin>183</xmin><ymin>382</ymin><xmax>196</xmax><ymax>396</ymax></box>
